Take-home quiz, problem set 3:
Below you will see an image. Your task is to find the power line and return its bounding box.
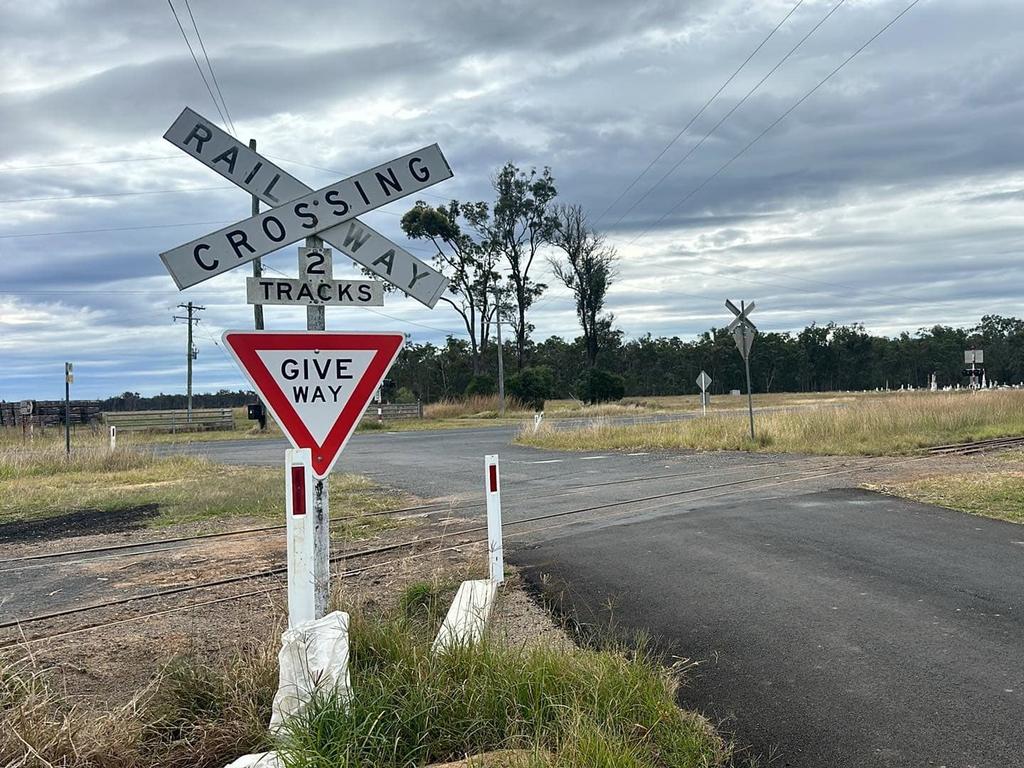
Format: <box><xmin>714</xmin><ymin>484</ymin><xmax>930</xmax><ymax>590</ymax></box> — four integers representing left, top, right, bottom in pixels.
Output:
<box><xmin>611</xmin><ymin>0</ymin><xmax>847</xmax><ymax>231</ymax></box>
<box><xmin>0</xmin><ymin>184</ymin><xmax>232</xmax><ymax>204</ymax></box>
<box><xmin>595</xmin><ymin>0</ymin><xmax>805</xmax><ymax>226</ymax></box>
<box><xmin>0</xmin><ymin>155</ymin><xmax>182</xmax><ymax>173</ymax></box>
<box><xmin>166</xmin><ymin>0</ymin><xmax>228</xmax><ymax>130</ymax></box>
<box><xmin>0</xmin><ymin>219</ymin><xmax>229</xmax><ymax>239</ymax></box>
<box><xmin>183</xmin><ymin>0</ymin><xmax>236</xmax><ymax>135</ymax></box>
<box><xmin>628</xmin><ymin>0</ymin><xmax>922</xmax><ymax>247</ymax></box>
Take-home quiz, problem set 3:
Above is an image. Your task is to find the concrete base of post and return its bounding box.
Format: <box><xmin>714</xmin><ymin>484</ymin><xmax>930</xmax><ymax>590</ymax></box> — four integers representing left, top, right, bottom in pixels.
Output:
<box><xmin>271</xmin><ymin>610</ymin><xmax>352</xmax><ymax>730</ymax></box>
<box><xmin>433</xmin><ymin>579</ymin><xmax>498</xmax><ymax>651</ymax></box>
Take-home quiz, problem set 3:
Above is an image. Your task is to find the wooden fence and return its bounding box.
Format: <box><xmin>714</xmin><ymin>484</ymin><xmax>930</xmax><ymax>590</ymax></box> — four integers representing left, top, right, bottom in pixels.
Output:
<box><xmin>0</xmin><ymin>400</ymin><xmax>101</xmax><ymax>428</ymax></box>
<box><xmin>102</xmin><ymin>408</ymin><xmax>236</xmax><ymax>433</ymax></box>
<box><xmin>363</xmin><ymin>402</ymin><xmax>423</xmax><ymax>421</ymax></box>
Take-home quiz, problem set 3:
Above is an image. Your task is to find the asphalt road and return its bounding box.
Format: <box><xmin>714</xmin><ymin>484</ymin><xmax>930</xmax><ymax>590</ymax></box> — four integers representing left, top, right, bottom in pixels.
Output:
<box><xmin>7</xmin><ymin>421</ymin><xmax>1023</xmax><ymax>766</ymax></box>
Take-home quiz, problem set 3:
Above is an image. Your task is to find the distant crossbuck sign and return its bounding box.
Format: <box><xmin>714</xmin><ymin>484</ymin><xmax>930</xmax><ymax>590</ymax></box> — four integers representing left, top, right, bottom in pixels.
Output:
<box><xmin>726</xmin><ymin>299</ymin><xmax>757</xmax><ymax>360</ymax></box>
<box><xmin>161</xmin><ymin>108</ymin><xmax>451</xmax><ymax>307</ymax></box>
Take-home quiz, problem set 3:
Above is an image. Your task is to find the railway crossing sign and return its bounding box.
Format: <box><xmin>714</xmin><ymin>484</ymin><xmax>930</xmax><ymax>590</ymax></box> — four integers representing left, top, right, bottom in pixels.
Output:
<box><xmin>222</xmin><ymin>331</ymin><xmax>405</xmax><ymax>478</ymax></box>
<box><xmin>161</xmin><ymin>108</ymin><xmax>451</xmax><ymax>306</ymax></box>
<box><xmin>726</xmin><ymin>300</ymin><xmax>757</xmax><ymax>440</ymax></box>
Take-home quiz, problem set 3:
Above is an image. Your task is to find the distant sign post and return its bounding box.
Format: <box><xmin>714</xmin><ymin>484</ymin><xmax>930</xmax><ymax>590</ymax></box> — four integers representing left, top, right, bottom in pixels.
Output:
<box><xmin>964</xmin><ymin>349</ymin><xmax>985</xmax><ymax>389</ymax></box>
<box><xmin>696</xmin><ymin>370</ymin><xmax>712</xmax><ymax>416</ymax></box>
<box><xmin>726</xmin><ymin>300</ymin><xmax>757</xmax><ymax>441</ymax></box>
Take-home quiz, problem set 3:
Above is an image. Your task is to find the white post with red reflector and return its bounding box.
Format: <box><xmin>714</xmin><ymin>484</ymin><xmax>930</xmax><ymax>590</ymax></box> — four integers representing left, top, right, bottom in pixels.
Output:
<box><xmin>285</xmin><ymin>448</ymin><xmax>316</xmax><ymax>628</ymax></box>
<box><xmin>484</xmin><ymin>454</ymin><xmax>504</xmax><ymax>584</ymax></box>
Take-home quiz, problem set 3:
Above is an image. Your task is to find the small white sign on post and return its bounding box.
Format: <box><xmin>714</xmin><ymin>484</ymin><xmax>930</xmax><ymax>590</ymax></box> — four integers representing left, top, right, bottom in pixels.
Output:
<box><xmin>696</xmin><ymin>370</ymin><xmax>712</xmax><ymax>416</ymax></box>
<box><xmin>285</xmin><ymin>448</ymin><xmax>316</xmax><ymax>628</ymax></box>
<box><xmin>484</xmin><ymin>454</ymin><xmax>504</xmax><ymax>584</ymax></box>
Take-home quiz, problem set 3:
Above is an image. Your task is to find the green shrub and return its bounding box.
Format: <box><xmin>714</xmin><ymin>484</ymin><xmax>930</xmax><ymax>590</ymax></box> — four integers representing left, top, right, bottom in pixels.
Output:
<box><xmin>465</xmin><ymin>374</ymin><xmax>498</xmax><ymax>397</ymax></box>
<box><xmin>507</xmin><ymin>366</ymin><xmax>555</xmax><ymax>412</ymax></box>
<box><xmin>394</xmin><ymin>386</ymin><xmax>417</xmax><ymax>404</ymax></box>
<box><xmin>578</xmin><ymin>369</ymin><xmax>626</xmax><ymax>404</ymax></box>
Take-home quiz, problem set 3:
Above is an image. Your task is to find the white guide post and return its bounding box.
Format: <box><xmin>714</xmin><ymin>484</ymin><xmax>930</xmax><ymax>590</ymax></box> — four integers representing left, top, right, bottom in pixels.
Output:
<box><xmin>484</xmin><ymin>454</ymin><xmax>504</xmax><ymax>584</ymax></box>
<box><xmin>285</xmin><ymin>448</ymin><xmax>317</xmax><ymax>628</ymax></box>
<box><xmin>109</xmin><ymin>425</ymin><xmax>117</xmax><ymax>451</ymax></box>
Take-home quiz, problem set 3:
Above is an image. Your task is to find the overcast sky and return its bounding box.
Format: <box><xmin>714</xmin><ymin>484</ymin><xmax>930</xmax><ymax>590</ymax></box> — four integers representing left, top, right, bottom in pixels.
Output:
<box><xmin>1</xmin><ymin>0</ymin><xmax>1021</xmax><ymax>399</ymax></box>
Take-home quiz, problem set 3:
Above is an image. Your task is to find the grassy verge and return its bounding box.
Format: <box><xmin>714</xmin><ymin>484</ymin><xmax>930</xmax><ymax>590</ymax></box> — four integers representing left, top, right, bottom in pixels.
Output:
<box><xmin>1</xmin><ymin>582</ymin><xmax>728</xmax><ymax>768</ymax></box>
<box><xmin>0</xmin><ymin>437</ymin><xmax>404</xmax><ymax>532</ymax></box>
<box><xmin>867</xmin><ymin>452</ymin><xmax>1024</xmax><ymax>524</ymax></box>
<box><xmin>517</xmin><ymin>390</ymin><xmax>1024</xmax><ymax>457</ymax></box>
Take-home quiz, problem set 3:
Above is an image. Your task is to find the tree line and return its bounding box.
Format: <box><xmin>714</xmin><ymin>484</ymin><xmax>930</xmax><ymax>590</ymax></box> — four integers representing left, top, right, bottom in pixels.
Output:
<box><xmin>388</xmin><ymin>315</ymin><xmax>1024</xmax><ymax>403</ymax></box>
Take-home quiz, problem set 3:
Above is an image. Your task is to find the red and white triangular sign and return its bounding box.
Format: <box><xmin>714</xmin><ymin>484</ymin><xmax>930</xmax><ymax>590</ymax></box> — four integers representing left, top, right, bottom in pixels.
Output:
<box><xmin>222</xmin><ymin>331</ymin><xmax>404</xmax><ymax>478</ymax></box>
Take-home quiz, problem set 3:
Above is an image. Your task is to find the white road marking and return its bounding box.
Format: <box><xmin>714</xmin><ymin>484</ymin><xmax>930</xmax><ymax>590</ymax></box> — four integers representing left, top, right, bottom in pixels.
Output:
<box><xmin>627</xmin><ymin>452</ymin><xmax>649</xmax><ymax>456</ymax></box>
<box><xmin>580</xmin><ymin>455</ymin><xmax>608</xmax><ymax>461</ymax></box>
<box><xmin>523</xmin><ymin>459</ymin><xmax>563</xmax><ymax>464</ymax></box>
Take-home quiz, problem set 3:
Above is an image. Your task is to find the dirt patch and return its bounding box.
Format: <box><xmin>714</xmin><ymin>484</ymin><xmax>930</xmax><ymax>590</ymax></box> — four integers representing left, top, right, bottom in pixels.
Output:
<box><xmin>0</xmin><ymin>504</ymin><xmax>160</xmax><ymax>543</ymax></box>
<box><xmin>0</xmin><ymin>512</ymin><xmax>545</xmax><ymax>707</ymax></box>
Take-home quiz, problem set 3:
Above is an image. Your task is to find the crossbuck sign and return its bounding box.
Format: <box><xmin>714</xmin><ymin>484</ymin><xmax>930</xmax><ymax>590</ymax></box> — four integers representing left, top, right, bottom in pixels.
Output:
<box><xmin>161</xmin><ymin>108</ymin><xmax>450</xmax><ymax>307</ymax></box>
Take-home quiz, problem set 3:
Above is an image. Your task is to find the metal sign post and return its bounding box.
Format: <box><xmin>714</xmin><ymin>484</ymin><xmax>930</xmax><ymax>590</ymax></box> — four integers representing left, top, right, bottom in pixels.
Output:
<box><xmin>64</xmin><ymin>363</ymin><xmax>73</xmax><ymax>457</ymax></box>
<box><xmin>696</xmin><ymin>370</ymin><xmax>712</xmax><ymax>416</ymax></box>
<box><xmin>304</xmin><ymin>236</ymin><xmax>331</xmax><ymax>617</ymax></box>
<box><xmin>726</xmin><ymin>300</ymin><xmax>758</xmax><ymax>441</ymax></box>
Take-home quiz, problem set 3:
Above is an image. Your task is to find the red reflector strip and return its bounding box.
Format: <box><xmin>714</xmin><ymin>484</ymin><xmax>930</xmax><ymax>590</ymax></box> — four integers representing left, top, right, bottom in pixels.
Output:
<box><xmin>291</xmin><ymin>465</ymin><xmax>306</xmax><ymax>515</ymax></box>
<box><xmin>488</xmin><ymin>464</ymin><xmax>498</xmax><ymax>494</ymax></box>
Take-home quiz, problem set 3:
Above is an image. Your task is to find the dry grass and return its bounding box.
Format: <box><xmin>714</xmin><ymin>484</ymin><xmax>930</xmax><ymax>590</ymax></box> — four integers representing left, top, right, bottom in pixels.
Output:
<box><xmin>0</xmin><ymin>640</ymin><xmax>275</xmax><ymax>768</ymax></box>
<box><xmin>424</xmin><ymin>394</ymin><xmax>531</xmax><ymax>420</ymax></box>
<box><xmin>518</xmin><ymin>390</ymin><xmax>1024</xmax><ymax>457</ymax></box>
<box><xmin>867</xmin><ymin>451</ymin><xmax>1024</xmax><ymax>524</ymax></box>
<box><xmin>0</xmin><ymin>435</ymin><xmax>405</xmax><ymax>530</ymax></box>
<box><xmin>0</xmin><ymin>585</ymin><xmax>728</xmax><ymax>768</ymax></box>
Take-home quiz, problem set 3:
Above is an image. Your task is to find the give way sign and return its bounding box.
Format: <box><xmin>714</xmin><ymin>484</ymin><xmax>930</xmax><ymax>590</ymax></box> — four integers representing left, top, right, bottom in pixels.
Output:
<box><xmin>222</xmin><ymin>331</ymin><xmax>404</xmax><ymax>478</ymax></box>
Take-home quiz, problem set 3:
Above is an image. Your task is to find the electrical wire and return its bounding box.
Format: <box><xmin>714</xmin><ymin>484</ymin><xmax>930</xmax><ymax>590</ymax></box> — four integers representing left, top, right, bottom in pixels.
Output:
<box><xmin>0</xmin><ymin>184</ymin><xmax>233</xmax><ymax>205</ymax></box>
<box><xmin>0</xmin><ymin>155</ymin><xmax>182</xmax><ymax>173</ymax></box>
<box><xmin>166</xmin><ymin>0</ymin><xmax>228</xmax><ymax>130</ymax></box>
<box><xmin>610</xmin><ymin>0</ymin><xmax>847</xmax><ymax>231</ymax></box>
<box><xmin>595</xmin><ymin>0</ymin><xmax>806</xmax><ymax>225</ymax></box>
<box><xmin>627</xmin><ymin>0</ymin><xmax>923</xmax><ymax>246</ymax></box>
<box><xmin>0</xmin><ymin>219</ymin><xmax>230</xmax><ymax>239</ymax></box>
<box><xmin>183</xmin><ymin>0</ymin><xmax>236</xmax><ymax>135</ymax></box>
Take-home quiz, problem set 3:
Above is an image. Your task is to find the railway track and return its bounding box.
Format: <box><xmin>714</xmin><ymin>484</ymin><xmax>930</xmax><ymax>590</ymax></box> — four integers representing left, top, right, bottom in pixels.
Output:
<box><xmin>925</xmin><ymin>435</ymin><xmax>1024</xmax><ymax>456</ymax></box>
<box><xmin>0</xmin><ymin>456</ymin><xmax>884</xmax><ymax>647</ymax></box>
<box><xmin>0</xmin><ymin>454</ymin><xmax>835</xmax><ymax>569</ymax></box>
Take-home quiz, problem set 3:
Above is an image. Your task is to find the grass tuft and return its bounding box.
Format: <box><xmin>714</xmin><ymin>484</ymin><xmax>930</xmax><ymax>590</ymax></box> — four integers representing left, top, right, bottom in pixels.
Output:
<box><xmin>276</xmin><ymin>607</ymin><xmax>728</xmax><ymax>768</ymax></box>
<box><xmin>424</xmin><ymin>395</ymin><xmax>530</xmax><ymax>420</ymax></box>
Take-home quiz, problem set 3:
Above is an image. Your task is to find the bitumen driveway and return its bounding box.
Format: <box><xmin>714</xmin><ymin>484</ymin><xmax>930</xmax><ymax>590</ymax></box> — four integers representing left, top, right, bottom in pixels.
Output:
<box><xmin>8</xmin><ymin>419</ymin><xmax>1023</xmax><ymax>766</ymax></box>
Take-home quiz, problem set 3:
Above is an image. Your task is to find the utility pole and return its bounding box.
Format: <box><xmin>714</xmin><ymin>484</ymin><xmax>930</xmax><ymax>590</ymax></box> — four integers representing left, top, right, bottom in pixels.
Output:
<box><xmin>173</xmin><ymin>302</ymin><xmax>204</xmax><ymax>422</ymax></box>
<box><xmin>494</xmin><ymin>289</ymin><xmax>505</xmax><ymax>416</ymax></box>
<box><xmin>249</xmin><ymin>138</ymin><xmax>265</xmax><ymax>331</ymax></box>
